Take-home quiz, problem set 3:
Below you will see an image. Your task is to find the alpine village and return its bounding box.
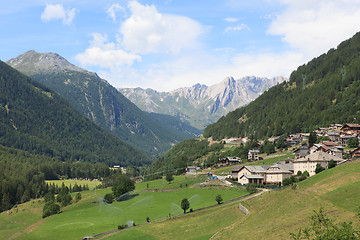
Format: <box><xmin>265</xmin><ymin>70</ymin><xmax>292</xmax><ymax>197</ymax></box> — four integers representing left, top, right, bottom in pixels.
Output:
<box><xmin>1</xmin><ymin>3</ymin><xmax>360</xmax><ymax>240</ymax></box>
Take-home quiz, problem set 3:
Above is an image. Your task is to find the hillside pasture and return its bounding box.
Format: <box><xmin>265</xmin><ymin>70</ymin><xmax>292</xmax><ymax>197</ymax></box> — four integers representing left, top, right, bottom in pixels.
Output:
<box><xmin>45</xmin><ymin>179</ymin><xmax>100</xmax><ymax>190</ymax></box>
<box><xmin>1</xmin><ymin>175</ymin><xmax>248</xmax><ymax>240</ymax></box>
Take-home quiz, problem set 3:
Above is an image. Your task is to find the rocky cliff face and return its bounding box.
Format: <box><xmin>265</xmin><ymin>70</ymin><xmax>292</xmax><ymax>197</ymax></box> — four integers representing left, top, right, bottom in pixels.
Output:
<box><xmin>119</xmin><ymin>76</ymin><xmax>286</xmax><ymax>129</ymax></box>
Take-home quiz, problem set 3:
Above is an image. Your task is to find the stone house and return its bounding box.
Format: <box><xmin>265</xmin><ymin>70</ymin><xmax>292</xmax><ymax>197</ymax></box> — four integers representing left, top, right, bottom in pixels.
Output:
<box><xmin>293</xmin><ymin>151</ymin><xmax>343</xmax><ymax>176</ymax></box>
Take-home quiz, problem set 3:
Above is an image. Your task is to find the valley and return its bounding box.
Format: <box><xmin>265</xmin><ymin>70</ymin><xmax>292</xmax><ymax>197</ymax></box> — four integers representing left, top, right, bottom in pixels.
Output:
<box><xmin>1</xmin><ymin>3</ymin><xmax>360</xmax><ymax>239</ymax></box>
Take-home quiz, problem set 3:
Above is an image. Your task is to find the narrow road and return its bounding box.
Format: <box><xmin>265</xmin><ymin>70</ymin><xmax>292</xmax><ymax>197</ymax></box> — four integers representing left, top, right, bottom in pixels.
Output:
<box><xmin>209</xmin><ymin>188</ymin><xmax>270</xmax><ymax>240</ymax></box>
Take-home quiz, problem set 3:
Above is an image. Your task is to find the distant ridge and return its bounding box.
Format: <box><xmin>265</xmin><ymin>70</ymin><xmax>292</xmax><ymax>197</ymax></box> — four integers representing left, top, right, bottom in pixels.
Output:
<box><xmin>119</xmin><ymin>76</ymin><xmax>286</xmax><ymax>129</ymax></box>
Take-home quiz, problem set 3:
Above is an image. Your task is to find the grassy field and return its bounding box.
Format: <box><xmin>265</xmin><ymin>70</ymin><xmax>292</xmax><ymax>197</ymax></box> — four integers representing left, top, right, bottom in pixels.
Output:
<box><xmin>95</xmin><ymin>160</ymin><xmax>360</xmax><ymax>240</ymax></box>
<box><xmin>104</xmin><ymin>200</ymin><xmax>245</xmax><ymax>240</ymax></box>
<box><xmin>0</xmin><ymin>175</ymin><xmax>248</xmax><ymax>240</ymax></box>
<box><xmin>2</xmin><ymin>160</ymin><xmax>359</xmax><ymax>240</ymax></box>
<box><xmin>46</xmin><ymin>179</ymin><xmax>101</xmax><ymax>190</ymax></box>
<box><xmin>212</xmin><ymin>160</ymin><xmax>360</xmax><ymax>239</ymax></box>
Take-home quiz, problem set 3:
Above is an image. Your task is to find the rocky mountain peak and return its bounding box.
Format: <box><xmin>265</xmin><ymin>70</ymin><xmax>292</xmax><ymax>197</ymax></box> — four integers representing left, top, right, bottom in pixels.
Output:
<box><xmin>7</xmin><ymin>50</ymin><xmax>94</xmax><ymax>76</ymax></box>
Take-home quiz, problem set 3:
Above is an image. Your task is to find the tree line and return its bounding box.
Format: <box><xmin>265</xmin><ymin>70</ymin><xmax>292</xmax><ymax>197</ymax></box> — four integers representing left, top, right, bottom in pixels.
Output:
<box><xmin>0</xmin><ymin>144</ymin><xmax>116</xmax><ymax>212</ymax></box>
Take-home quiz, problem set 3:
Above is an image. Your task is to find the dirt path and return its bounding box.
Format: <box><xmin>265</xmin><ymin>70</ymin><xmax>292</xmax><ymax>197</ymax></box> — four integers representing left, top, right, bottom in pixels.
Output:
<box><xmin>209</xmin><ymin>188</ymin><xmax>270</xmax><ymax>240</ymax></box>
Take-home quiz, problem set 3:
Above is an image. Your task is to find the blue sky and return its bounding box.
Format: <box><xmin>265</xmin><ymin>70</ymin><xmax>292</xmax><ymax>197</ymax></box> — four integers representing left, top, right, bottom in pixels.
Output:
<box><xmin>1</xmin><ymin>0</ymin><xmax>360</xmax><ymax>91</ymax></box>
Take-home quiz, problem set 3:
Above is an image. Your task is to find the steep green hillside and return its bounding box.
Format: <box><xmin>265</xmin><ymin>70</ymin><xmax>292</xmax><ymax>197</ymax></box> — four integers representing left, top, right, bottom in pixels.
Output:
<box><xmin>7</xmin><ymin>51</ymin><xmax>199</xmax><ymax>157</ymax></box>
<box><xmin>0</xmin><ymin>60</ymin><xmax>149</xmax><ymax>166</ymax></box>
<box><xmin>204</xmin><ymin>31</ymin><xmax>360</xmax><ymax>140</ymax></box>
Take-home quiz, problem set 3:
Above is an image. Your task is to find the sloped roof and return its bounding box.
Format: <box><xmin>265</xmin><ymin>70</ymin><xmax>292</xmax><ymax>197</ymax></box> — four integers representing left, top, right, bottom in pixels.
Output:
<box><xmin>230</xmin><ymin>165</ymin><xmax>242</xmax><ymax>172</ymax></box>
<box><xmin>268</xmin><ymin>163</ymin><xmax>294</xmax><ymax>173</ymax></box>
<box><xmin>240</xmin><ymin>174</ymin><xmax>264</xmax><ymax>179</ymax></box>
<box><xmin>342</xmin><ymin>123</ymin><xmax>360</xmax><ymax>128</ymax></box>
<box><xmin>293</xmin><ymin>151</ymin><xmax>343</xmax><ymax>163</ymax></box>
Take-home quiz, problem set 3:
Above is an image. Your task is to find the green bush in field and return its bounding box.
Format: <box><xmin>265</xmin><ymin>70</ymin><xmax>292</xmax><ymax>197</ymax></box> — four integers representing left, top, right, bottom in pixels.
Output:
<box><xmin>215</xmin><ymin>194</ymin><xmax>223</xmax><ymax>204</ymax></box>
<box><xmin>42</xmin><ymin>200</ymin><xmax>60</xmax><ymax>218</ymax></box>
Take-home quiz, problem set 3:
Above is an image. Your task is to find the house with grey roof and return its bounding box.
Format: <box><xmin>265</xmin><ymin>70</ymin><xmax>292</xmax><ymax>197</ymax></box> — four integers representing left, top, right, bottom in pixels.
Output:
<box><xmin>293</xmin><ymin>151</ymin><xmax>344</xmax><ymax>176</ymax></box>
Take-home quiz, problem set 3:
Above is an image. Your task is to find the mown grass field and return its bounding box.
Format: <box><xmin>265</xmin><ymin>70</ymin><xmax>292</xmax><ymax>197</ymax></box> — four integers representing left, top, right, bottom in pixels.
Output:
<box><xmin>46</xmin><ymin>179</ymin><xmax>100</xmax><ymax>190</ymax></box>
<box><xmin>0</xmin><ymin>175</ymin><xmax>248</xmax><ymax>240</ymax></box>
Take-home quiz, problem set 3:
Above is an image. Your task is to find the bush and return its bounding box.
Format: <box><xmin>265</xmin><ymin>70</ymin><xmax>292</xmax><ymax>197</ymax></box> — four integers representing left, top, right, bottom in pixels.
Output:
<box><xmin>75</xmin><ymin>192</ymin><xmax>81</xmax><ymax>202</ymax></box>
<box><xmin>118</xmin><ymin>224</ymin><xmax>128</xmax><ymax>230</ymax></box>
<box><xmin>215</xmin><ymin>194</ymin><xmax>223</xmax><ymax>204</ymax></box>
<box><xmin>290</xmin><ymin>208</ymin><xmax>360</xmax><ymax>239</ymax></box>
<box><xmin>104</xmin><ymin>193</ymin><xmax>114</xmax><ymax>204</ymax></box>
<box><xmin>283</xmin><ymin>178</ymin><xmax>292</xmax><ymax>186</ymax></box>
<box><xmin>302</xmin><ymin>171</ymin><xmax>310</xmax><ymax>177</ymax></box>
<box><xmin>246</xmin><ymin>183</ymin><xmax>257</xmax><ymax>194</ymax></box>
<box><xmin>42</xmin><ymin>200</ymin><xmax>60</xmax><ymax>218</ymax></box>
<box><xmin>315</xmin><ymin>163</ymin><xmax>325</xmax><ymax>174</ymax></box>
<box><xmin>328</xmin><ymin>159</ymin><xmax>336</xmax><ymax>169</ymax></box>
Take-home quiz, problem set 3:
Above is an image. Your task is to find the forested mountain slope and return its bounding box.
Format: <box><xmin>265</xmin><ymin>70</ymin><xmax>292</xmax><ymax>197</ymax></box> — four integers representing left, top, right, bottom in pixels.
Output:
<box><xmin>0</xmin><ymin>60</ymin><xmax>149</xmax><ymax>166</ymax></box>
<box><xmin>7</xmin><ymin>51</ymin><xmax>199</xmax><ymax>158</ymax></box>
<box><xmin>204</xmin><ymin>31</ymin><xmax>360</xmax><ymax>140</ymax></box>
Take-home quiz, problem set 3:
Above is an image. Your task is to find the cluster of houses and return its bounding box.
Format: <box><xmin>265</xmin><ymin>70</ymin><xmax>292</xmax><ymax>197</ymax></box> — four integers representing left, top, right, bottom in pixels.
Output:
<box><xmin>228</xmin><ymin>123</ymin><xmax>360</xmax><ymax>185</ymax></box>
<box><xmin>230</xmin><ymin>150</ymin><xmax>345</xmax><ymax>185</ymax></box>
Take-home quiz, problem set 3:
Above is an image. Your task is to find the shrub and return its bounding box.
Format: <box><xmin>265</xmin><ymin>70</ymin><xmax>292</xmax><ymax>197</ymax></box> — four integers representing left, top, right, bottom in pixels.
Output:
<box><xmin>42</xmin><ymin>200</ymin><xmax>60</xmax><ymax>218</ymax></box>
<box><xmin>104</xmin><ymin>193</ymin><xmax>114</xmax><ymax>204</ymax></box>
<box><xmin>315</xmin><ymin>163</ymin><xmax>325</xmax><ymax>174</ymax></box>
<box><xmin>328</xmin><ymin>159</ymin><xmax>336</xmax><ymax>169</ymax></box>
<box><xmin>117</xmin><ymin>224</ymin><xmax>128</xmax><ymax>230</ymax></box>
<box><xmin>246</xmin><ymin>183</ymin><xmax>257</xmax><ymax>194</ymax></box>
<box><xmin>215</xmin><ymin>194</ymin><xmax>223</xmax><ymax>204</ymax></box>
<box><xmin>75</xmin><ymin>192</ymin><xmax>81</xmax><ymax>202</ymax></box>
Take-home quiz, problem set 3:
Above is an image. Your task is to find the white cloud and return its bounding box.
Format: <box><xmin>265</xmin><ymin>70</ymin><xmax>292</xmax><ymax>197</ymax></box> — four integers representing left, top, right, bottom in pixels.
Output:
<box><xmin>224</xmin><ymin>17</ymin><xmax>238</xmax><ymax>22</ymax></box>
<box><xmin>75</xmin><ymin>33</ymin><xmax>141</xmax><ymax>68</ymax></box>
<box><xmin>41</xmin><ymin>3</ymin><xmax>78</xmax><ymax>25</ymax></box>
<box><xmin>119</xmin><ymin>0</ymin><xmax>204</xmax><ymax>54</ymax></box>
<box><xmin>106</xmin><ymin>3</ymin><xmax>125</xmax><ymax>23</ymax></box>
<box><xmin>268</xmin><ymin>0</ymin><xmax>360</xmax><ymax>58</ymax></box>
<box><xmin>224</xmin><ymin>23</ymin><xmax>249</xmax><ymax>33</ymax></box>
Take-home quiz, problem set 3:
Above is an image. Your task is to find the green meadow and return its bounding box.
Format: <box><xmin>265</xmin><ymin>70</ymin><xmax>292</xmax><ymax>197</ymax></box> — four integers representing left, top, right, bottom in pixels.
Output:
<box><xmin>46</xmin><ymin>179</ymin><xmax>100</xmax><ymax>190</ymax></box>
<box><xmin>98</xmin><ymin>160</ymin><xmax>360</xmax><ymax>240</ymax></box>
<box><xmin>0</xmin><ymin>175</ymin><xmax>247</xmax><ymax>240</ymax></box>
<box><xmin>2</xmin><ymin>161</ymin><xmax>359</xmax><ymax>240</ymax></box>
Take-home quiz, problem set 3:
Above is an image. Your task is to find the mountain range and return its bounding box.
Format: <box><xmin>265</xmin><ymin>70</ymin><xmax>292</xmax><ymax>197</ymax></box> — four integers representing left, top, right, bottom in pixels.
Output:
<box><xmin>119</xmin><ymin>76</ymin><xmax>286</xmax><ymax>129</ymax></box>
<box><xmin>7</xmin><ymin>51</ymin><xmax>200</xmax><ymax>158</ymax></box>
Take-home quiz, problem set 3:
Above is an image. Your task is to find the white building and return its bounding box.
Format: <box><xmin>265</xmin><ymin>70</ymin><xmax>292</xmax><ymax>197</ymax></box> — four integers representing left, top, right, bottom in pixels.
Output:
<box><xmin>293</xmin><ymin>151</ymin><xmax>343</xmax><ymax>176</ymax></box>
